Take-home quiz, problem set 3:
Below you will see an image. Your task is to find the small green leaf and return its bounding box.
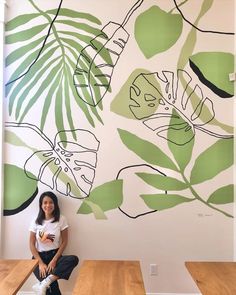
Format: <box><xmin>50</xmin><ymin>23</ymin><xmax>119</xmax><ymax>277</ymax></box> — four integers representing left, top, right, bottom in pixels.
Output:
<box><xmin>80</xmin><ymin>200</ymin><xmax>107</xmax><ymax>219</ymax></box>
<box><xmin>55</xmin><ymin>20</ymin><xmax>101</xmax><ymax>36</ymax></box>
<box><xmin>47</xmin><ymin>8</ymin><xmax>101</xmax><ymax>25</ymax></box>
<box><xmin>190</xmin><ymin>138</ymin><xmax>233</xmax><ymax>185</ymax></box>
<box><xmin>77</xmin><ymin>180</ymin><xmax>123</xmax><ymax>215</ymax></box>
<box><xmin>136</xmin><ymin>172</ymin><xmax>188</xmax><ymax>191</ymax></box>
<box><xmin>135</xmin><ymin>6</ymin><xmax>183</xmax><ymax>58</ymax></box>
<box><xmin>6</xmin><ymin>36</ymin><xmax>44</xmax><ymax>66</ymax></box>
<box><xmin>55</xmin><ymin>75</ymin><xmax>64</xmax><ymax>139</ymax></box>
<box><xmin>141</xmin><ymin>193</ymin><xmax>194</xmax><ymax>210</ymax></box>
<box><xmin>118</xmin><ymin>129</ymin><xmax>178</xmax><ymax>171</ymax></box>
<box><xmin>5</xmin><ymin>13</ymin><xmax>40</xmax><ymax>31</ymax></box>
<box><xmin>6</xmin><ymin>24</ymin><xmax>48</xmax><ymax>43</ymax></box>
<box><xmin>40</xmin><ymin>68</ymin><xmax>62</xmax><ymax>131</ymax></box>
<box><xmin>65</xmin><ymin>63</ymin><xmax>95</xmax><ymax>128</ymax></box>
<box><xmin>64</xmin><ymin>72</ymin><xmax>75</xmax><ymax>133</ymax></box>
<box><xmin>4</xmin><ymin>164</ymin><xmax>38</xmax><ymax>212</ymax></box>
<box><xmin>168</xmin><ymin>109</ymin><xmax>194</xmax><ymax>171</ymax></box>
<box><xmin>207</xmin><ymin>185</ymin><xmax>234</xmax><ymax>204</ymax></box>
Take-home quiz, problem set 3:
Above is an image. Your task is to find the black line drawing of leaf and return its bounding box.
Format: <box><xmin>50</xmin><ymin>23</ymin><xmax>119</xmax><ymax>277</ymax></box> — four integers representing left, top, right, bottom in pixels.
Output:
<box><xmin>5</xmin><ymin>2</ymin><xmax>106</xmax><ymax>139</ymax></box>
<box><xmin>129</xmin><ymin>69</ymin><xmax>233</xmax><ymax>145</ymax></box>
<box><xmin>5</xmin><ymin>122</ymin><xmax>100</xmax><ymax>199</ymax></box>
<box><xmin>73</xmin><ymin>0</ymin><xmax>144</xmax><ymax>106</ymax></box>
<box><xmin>117</xmin><ymin>164</ymin><xmax>166</xmax><ymax>219</ymax></box>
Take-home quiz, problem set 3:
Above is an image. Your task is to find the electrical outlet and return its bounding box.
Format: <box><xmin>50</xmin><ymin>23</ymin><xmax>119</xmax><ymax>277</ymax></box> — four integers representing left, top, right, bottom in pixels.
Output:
<box><xmin>150</xmin><ymin>264</ymin><xmax>158</xmax><ymax>276</ymax></box>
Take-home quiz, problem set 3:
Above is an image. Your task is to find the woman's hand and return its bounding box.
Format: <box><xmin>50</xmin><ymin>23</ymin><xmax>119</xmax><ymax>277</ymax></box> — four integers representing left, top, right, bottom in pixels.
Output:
<box><xmin>39</xmin><ymin>262</ymin><xmax>48</xmax><ymax>278</ymax></box>
<box><xmin>47</xmin><ymin>257</ymin><xmax>57</xmax><ymax>273</ymax></box>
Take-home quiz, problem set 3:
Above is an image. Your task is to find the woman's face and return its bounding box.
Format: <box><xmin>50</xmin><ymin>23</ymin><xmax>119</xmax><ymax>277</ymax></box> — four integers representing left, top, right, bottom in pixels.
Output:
<box><xmin>41</xmin><ymin>196</ymin><xmax>55</xmax><ymax>217</ymax></box>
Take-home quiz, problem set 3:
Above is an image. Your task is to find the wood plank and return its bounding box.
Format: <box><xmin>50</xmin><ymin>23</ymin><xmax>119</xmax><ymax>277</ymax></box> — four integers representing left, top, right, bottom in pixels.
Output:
<box><xmin>72</xmin><ymin>260</ymin><xmax>146</xmax><ymax>295</ymax></box>
<box><xmin>0</xmin><ymin>259</ymin><xmax>38</xmax><ymax>295</ymax></box>
<box><xmin>185</xmin><ymin>261</ymin><xmax>236</xmax><ymax>295</ymax></box>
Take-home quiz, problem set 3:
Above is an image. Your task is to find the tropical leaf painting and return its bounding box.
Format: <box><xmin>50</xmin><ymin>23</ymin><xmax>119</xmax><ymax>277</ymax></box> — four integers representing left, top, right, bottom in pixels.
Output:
<box><xmin>112</xmin><ymin>69</ymin><xmax>233</xmax><ymax>145</ymax></box>
<box><xmin>73</xmin><ymin>0</ymin><xmax>144</xmax><ymax>106</ymax></box>
<box><xmin>116</xmin><ymin>128</ymin><xmax>234</xmax><ymax>218</ymax></box>
<box><xmin>4</xmin><ymin>0</ymin><xmax>234</xmax><ymax>221</ymax></box>
<box><xmin>5</xmin><ymin>122</ymin><xmax>100</xmax><ymax>199</ymax></box>
<box><xmin>5</xmin><ymin>2</ymin><xmax>106</xmax><ymax>137</ymax></box>
<box><xmin>5</xmin><ymin>0</ymin><xmax>145</xmax><ymax>139</ymax></box>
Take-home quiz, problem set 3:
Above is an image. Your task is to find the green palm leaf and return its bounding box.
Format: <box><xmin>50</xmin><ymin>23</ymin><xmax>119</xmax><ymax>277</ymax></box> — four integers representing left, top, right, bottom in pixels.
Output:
<box><xmin>55</xmin><ymin>20</ymin><xmax>102</xmax><ymax>35</ymax></box>
<box><xmin>5</xmin><ymin>13</ymin><xmax>41</xmax><ymax>30</ymax></box>
<box><xmin>6</xmin><ymin>39</ymin><xmax>58</xmax><ymax>100</ymax></box>
<box><xmin>6</xmin><ymin>36</ymin><xmax>44</xmax><ymax>66</ymax></box>
<box><xmin>14</xmin><ymin>52</ymin><xmax>60</xmax><ymax>119</ymax></box>
<box><xmin>55</xmin><ymin>75</ymin><xmax>64</xmax><ymax>135</ymax></box>
<box><xmin>47</xmin><ymin>8</ymin><xmax>101</xmax><ymax>24</ymax></box>
<box><xmin>19</xmin><ymin>62</ymin><xmax>63</xmax><ymax>122</ymax></box>
<box><xmin>6</xmin><ymin>24</ymin><xmax>48</xmax><ymax>43</ymax></box>
<box><xmin>41</xmin><ymin>71</ymin><xmax>63</xmax><ymax>131</ymax></box>
<box><xmin>5</xmin><ymin>4</ymin><xmax>106</xmax><ymax>138</ymax></box>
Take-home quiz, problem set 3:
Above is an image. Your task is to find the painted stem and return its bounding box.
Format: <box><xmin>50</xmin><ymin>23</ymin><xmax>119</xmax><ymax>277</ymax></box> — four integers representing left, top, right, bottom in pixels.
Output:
<box><xmin>181</xmin><ymin>172</ymin><xmax>233</xmax><ymax>218</ymax></box>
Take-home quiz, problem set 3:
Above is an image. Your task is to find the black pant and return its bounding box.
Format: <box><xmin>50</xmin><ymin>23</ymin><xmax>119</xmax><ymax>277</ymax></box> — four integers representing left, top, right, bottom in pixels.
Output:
<box><xmin>33</xmin><ymin>249</ymin><xmax>79</xmax><ymax>295</ymax></box>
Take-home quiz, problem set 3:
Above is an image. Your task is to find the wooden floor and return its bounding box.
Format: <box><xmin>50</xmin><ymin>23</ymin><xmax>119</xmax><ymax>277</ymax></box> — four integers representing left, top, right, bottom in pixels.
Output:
<box><xmin>72</xmin><ymin>260</ymin><xmax>146</xmax><ymax>295</ymax></box>
<box><xmin>0</xmin><ymin>259</ymin><xmax>38</xmax><ymax>295</ymax></box>
<box><xmin>185</xmin><ymin>261</ymin><xmax>236</xmax><ymax>295</ymax></box>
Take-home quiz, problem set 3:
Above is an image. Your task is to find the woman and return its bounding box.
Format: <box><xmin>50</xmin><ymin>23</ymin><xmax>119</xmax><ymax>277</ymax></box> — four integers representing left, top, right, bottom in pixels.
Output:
<box><xmin>29</xmin><ymin>191</ymin><xmax>79</xmax><ymax>295</ymax></box>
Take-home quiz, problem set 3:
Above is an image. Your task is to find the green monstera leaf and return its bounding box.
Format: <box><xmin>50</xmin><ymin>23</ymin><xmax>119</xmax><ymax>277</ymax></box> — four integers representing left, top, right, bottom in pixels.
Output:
<box><xmin>135</xmin><ymin>5</ymin><xmax>183</xmax><ymax>58</ymax></box>
<box><xmin>4</xmin><ymin>164</ymin><xmax>38</xmax><ymax>215</ymax></box>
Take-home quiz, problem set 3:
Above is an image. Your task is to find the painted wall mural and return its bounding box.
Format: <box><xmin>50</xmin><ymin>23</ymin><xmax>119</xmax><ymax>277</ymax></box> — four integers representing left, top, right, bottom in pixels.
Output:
<box><xmin>4</xmin><ymin>0</ymin><xmax>234</xmax><ymax>221</ymax></box>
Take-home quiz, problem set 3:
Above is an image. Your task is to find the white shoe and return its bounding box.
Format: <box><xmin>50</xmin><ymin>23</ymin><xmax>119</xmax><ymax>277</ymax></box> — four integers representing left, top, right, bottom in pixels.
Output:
<box><xmin>32</xmin><ymin>281</ymin><xmax>48</xmax><ymax>295</ymax></box>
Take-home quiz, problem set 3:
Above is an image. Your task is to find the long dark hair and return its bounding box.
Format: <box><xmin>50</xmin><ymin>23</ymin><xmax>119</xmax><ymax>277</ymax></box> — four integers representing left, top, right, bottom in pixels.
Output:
<box><xmin>35</xmin><ymin>191</ymin><xmax>60</xmax><ymax>225</ymax></box>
